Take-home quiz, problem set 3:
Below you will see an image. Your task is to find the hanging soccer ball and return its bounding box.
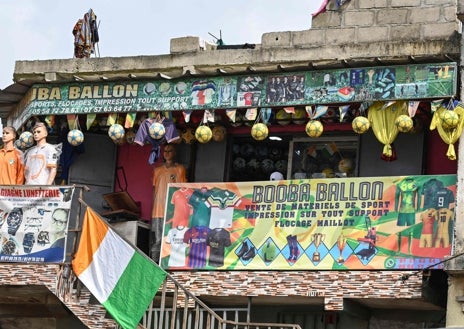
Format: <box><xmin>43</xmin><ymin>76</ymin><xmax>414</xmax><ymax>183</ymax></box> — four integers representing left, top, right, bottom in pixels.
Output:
<box><xmin>440</xmin><ymin>110</ymin><xmax>459</xmax><ymax>130</ymax></box>
<box><xmin>108</xmin><ymin>124</ymin><xmax>125</xmax><ymax>142</ymax></box>
<box><xmin>305</xmin><ymin>120</ymin><xmax>323</xmax><ymax>138</ymax></box>
<box><xmin>181</xmin><ymin>128</ymin><xmax>196</xmax><ymax>144</ymax></box>
<box><xmin>276</xmin><ymin>109</ymin><xmax>292</xmax><ymax>125</ymax></box>
<box><xmin>195</xmin><ymin>125</ymin><xmax>212</xmax><ymax>143</ymax></box>
<box><xmin>18</xmin><ymin>131</ymin><xmax>34</xmax><ymax>149</ymax></box>
<box><xmin>352</xmin><ymin>116</ymin><xmax>370</xmax><ymax>134</ymax></box>
<box><xmin>67</xmin><ymin>129</ymin><xmax>84</xmax><ymax>146</ymax></box>
<box><xmin>251</xmin><ymin>123</ymin><xmax>269</xmax><ymax>141</ymax></box>
<box><xmin>233</xmin><ymin>157</ymin><xmax>246</xmax><ymax>171</ymax></box>
<box><xmin>260</xmin><ymin>159</ymin><xmax>275</xmax><ymax>173</ymax></box>
<box><xmin>149</xmin><ymin>122</ymin><xmax>165</xmax><ymax>140</ymax></box>
<box><xmin>395</xmin><ymin>115</ymin><xmax>413</xmax><ymax>133</ymax></box>
<box><xmin>212</xmin><ymin>125</ymin><xmax>227</xmax><ymax>142</ymax></box>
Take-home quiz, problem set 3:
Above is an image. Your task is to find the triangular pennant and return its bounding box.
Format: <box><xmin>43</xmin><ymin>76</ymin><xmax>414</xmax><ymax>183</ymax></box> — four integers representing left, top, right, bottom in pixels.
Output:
<box><xmin>124</xmin><ymin>113</ymin><xmax>136</xmax><ymax>129</ymax></box>
<box><xmin>66</xmin><ymin>114</ymin><xmax>77</xmax><ymax>130</ymax></box>
<box><xmin>313</xmin><ymin>105</ymin><xmax>328</xmax><ymax>120</ymax></box>
<box><xmin>305</xmin><ymin>106</ymin><xmax>315</xmax><ymax>119</ymax></box>
<box><xmin>183</xmin><ymin>110</ymin><xmax>192</xmax><ymax>123</ymax></box>
<box><xmin>245</xmin><ymin>108</ymin><xmax>257</xmax><ymax>121</ymax></box>
<box><xmin>283</xmin><ymin>107</ymin><xmax>295</xmax><ymax>114</ymax></box>
<box><xmin>430</xmin><ymin>99</ymin><xmax>443</xmax><ymax>113</ymax></box>
<box><xmin>261</xmin><ymin>108</ymin><xmax>272</xmax><ymax>124</ymax></box>
<box><xmin>381</xmin><ymin>101</ymin><xmax>396</xmax><ymax>110</ymax></box>
<box><xmin>45</xmin><ymin>115</ymin><xmax>55</xmax><ymax>128</ymax></box>
<box><xmin>107</xmin><ymin>113</ymin><xmax>117</xmax><ymax>126</ymax></box>
<box><xmin>226</xmin><ymin>109</ymin><xmax>237</xmax><ymax>122</ymax></box>
<box><xmin>407</xmin><ymin>101</ymin><xmax>420</xmax><ymax>117</ymax></box>
<box><xmin>339</xmin><ymin>105</ymin><xmax>350</xmax><ymax>122</ymax></box>
<box><xmin>86</xmin><ymin>114</ymin><xmax>96</xmax><ymax>130</ymax></box>
<box><xmin>203</xmin><ymin>110</ymin><xmax>215</xmax><ymax>123</ymax></box>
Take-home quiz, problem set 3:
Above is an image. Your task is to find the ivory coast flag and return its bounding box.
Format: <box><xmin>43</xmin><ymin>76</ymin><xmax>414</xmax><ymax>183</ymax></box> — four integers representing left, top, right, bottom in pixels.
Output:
<box><xmin>72</xmin><ymin>207</ymin><xmax>166</xmax><ymax>329</ymax></box>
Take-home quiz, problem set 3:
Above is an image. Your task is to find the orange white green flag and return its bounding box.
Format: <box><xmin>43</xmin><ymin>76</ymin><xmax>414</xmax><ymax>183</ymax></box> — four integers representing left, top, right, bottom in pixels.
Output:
<box><xmin>72</xmin><ymin>207</ymin><xmax>166</xmax><ymax>329</ymax></box>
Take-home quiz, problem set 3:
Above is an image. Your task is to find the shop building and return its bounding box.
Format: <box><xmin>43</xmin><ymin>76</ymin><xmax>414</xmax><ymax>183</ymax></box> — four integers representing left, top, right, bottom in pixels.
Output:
<box><xmin>0</xmin><ymin>0</ymin><xmax>464</xmax><ymax>328</ymax></box>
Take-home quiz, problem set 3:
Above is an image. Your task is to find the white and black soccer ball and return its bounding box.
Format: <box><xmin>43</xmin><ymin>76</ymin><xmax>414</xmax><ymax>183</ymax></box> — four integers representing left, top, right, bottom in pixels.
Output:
<box><xmin>149</xmin><ymin>122</ymin><xmax>166</xmax><ymax>140</ymax></box>
<box><xmin>18</xmin><ymin>132</ymin><xmax>34</xmax><ymax>149</ymax></box>
<box><xmin>67</xmin><ymin>129</ymin><xmax>84</xmax><ymax>146</ymax></box>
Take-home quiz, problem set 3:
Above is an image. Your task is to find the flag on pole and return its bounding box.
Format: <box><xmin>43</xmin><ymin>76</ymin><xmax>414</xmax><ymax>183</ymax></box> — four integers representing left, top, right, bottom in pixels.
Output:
<box><xmin>72</xmin><ymin>207</ymin><xmax>166</xmax><ymax>329</ymax></box>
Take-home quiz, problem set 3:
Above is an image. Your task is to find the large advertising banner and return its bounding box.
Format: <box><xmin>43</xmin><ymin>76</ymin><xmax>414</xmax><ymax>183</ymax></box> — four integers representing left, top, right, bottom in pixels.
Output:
<box><xmin>0</xmin><ymin>185</ymin><xmax>75</xmax><ymax>263</ymax></box>
<box><xmin>11</xmin><ymin>62</ymin><xmax>456</xmax><ymax>128</ymax></box>
<box><xmin>160</xmin><ymin>175</ymin><xmax>456</xmax><ymax>270</ymax></box>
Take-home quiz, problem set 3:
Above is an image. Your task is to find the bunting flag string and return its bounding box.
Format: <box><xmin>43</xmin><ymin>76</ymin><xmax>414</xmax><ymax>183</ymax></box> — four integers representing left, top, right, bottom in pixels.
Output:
<box><xmin>124</xmin><ymin>113</ymin><xmax>136</xmax><ymax>129</ymax></box>
<box><xmin>86</xmin><ymin>114</ymin><xmax>96</xmax><ymax>130</ymax></box>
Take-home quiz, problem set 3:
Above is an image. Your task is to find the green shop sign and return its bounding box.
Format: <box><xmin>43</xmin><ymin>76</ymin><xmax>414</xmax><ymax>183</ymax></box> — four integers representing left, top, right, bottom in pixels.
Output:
<box><xmin>11</xmin><ymin>62</ymin><xmax>457</xmax><ymax>127</ymax></box>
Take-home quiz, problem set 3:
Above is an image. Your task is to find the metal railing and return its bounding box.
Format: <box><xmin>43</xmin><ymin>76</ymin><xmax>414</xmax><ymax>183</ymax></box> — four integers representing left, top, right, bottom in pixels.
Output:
<box><xmin>117</xmin><ymin>273</ymin><xmax>302</xmax><ymax>329</ymax></box>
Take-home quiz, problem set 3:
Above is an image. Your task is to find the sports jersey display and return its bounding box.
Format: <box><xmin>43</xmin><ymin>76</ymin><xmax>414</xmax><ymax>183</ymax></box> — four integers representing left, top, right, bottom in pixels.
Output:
<box><xmin>188</xmin><ymin>188</ymin><xmax>212</xmax><ymax>228</ymax></box>
<box><xmin>207</xmin><ymin>188</ymin><xmax>242</xmax><ymax>229</ymax></box>
<box><xmin>421</xmin><ymin>178</ymin><xmax>444</xmax><ymax>209</ymax></box>
<box><xmin>395</xmin><ymin>177</ymin><xmax>420</xmax><ymax>226</ymax></box>
<box><xmin>207</xmin><ymin>228</ymin><xmax>231</xmax><ymax>267</ymax></box>
<box><xmin>166</xmin><ymin>226</ymin><xmax>188</xmax><ymax>267</ymax></box>
<box><xmin>24</xmin><ymin>144</ymin><xmax>61</xmax><ymax>185</ymax></box>
<box><xmin>169</xmin><ymin>188</ymin><xmax>193</xmax><ymax>227</ymax></box>
<box><xmin>183</xmin><ymin>226</ymin><xmax>210</xmax><ymax>268</ymax></box>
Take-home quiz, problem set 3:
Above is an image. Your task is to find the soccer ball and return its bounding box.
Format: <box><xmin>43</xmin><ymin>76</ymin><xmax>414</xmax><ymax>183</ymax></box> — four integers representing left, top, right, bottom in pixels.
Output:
<box><xmin>149</xmin><ymin>122</ymin><xmax>165</xmax><ymax>140</ymax></box>
<box><xmin>261</xmin><ymin>159</ymin><xmax>275</xmax><ymax>173</ymax></box>
<box><xmin>269</xmin><ymin>147</ymin><xmax>282</xmax><ymax>161</ymax></box>
<box><xmin>195</xmin><ymin>126</ymin><xmax>212</xmax><ymax>143</ymax></box>
<box><xmin>338</xmin><ymin>158</ymin><xmax>354</xmax><ymax>174</ymax></box>
<box><xmin>125</xmin><ymin>130</ymin><xmax>136</xmax><ymax>144</ymax></box>
<box><xmin>352</xmin><ymin>116</ymin><xmax>370</xmax><ymax>134</ymax></box>
<box><xmin>67</xmin><ymin>129</ymin><xmax>84</xmax><ymax>146</ymax></box>
<box><xmin>440</xmin><ymin>110</ymin><xmax>459</xmax><ymax>130</ymax></box>
<box><xmin>233</xmin><ymin>157</ymin><xmax>246</xmax><ymax>171</ymax></box>
<box><xmin>240</xmin><ymin>144</ymin><xmax>255</xmax><ymax>158</ymax></box>
<box><xmin>322</xmin><ymin>167</ymin><xmax>335</xmax><ymax>178</ymax></box>
<box><xmin>18</xmin><ymin>131</ymin><xmax>34</xmax><ymax>149</ymax></box>
<box><xmin>292</xmin><ymin>108</ymin><xmax>307</xmax><ymax>125</ymax></box>
<box><xmin>251</xmin><ymin>123</ymin><xmax>269</xmax><ymax>141</ymax></box>
<box><xmin>246</xmin><ymin>158</ymin><xmax>260</xmax><ymax>172</ymax></box>
<box><xmin>275</xmin><ymin>109</ymin><xmax>292</xmax><ymax>125</ymax></box>
<box><xmin>108</xmin><ymin>124</ymin><xmax>125</xmax><ymax>142</ymax></box>
<box><xmin>212</xmin><ymin>125</ymin><xmax>227</xmax><ymax>142</ymax></box>
<box><xmin>181</xmin><ymin>128</ymin><xmax>196</xmax><ymax>144</ymax></box>
<box><xmin>305</xmin><ymin>120</ymin><xmax>323</xmax><ymax>138</ymax></box>
<box><xmin>275</xmin><ymin>159</ymin><xmax>287</xmax><ymax>173</ymax></box>
<box><xmin>395</xmin><ymin>115</ymin><xmax>413</xmax><ymax>133</ymax></box>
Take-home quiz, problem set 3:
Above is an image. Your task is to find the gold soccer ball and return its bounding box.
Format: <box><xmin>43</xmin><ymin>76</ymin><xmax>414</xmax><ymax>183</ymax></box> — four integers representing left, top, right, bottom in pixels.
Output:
<box><xmin>67</xmin><ymin>129</ymin><xmax>84</xmax><ymax>146</ymax></box>
<box><xmin>251</xmin><ymin>123</ymin><xmax>269</xmax><ymax>141</ymax></box>
<box><xmin>108</xmin><ymin>124</ymin><xmax>125</xmax><ymax>142</ymax></box>
<box><xmin>338</xmin><ymin>158</ymin><xmax>354</xmax><ymax>174</ymax></box>
<box><xmin>395</xmin><ymin>115</ymin><xmax>413</xmax><ymax>133</ymax></box>
<box><xmin>352</xmin><ymin>116</ymin><xmax>370</xmax><ymax>134</ymax></box>
<box><xmin>440</xmin><ymin>110</ymin><xmax>459</xmax><ymax>130</ymax></box>
<box><xmin>275</xmin><ymin>109</ymin><xmax>292</xmax><ymax>125</ymax></box>
<box><xmin>212</xmin><ymin>125</ymin><xmax>227</xmax><ymax>142</ymax></box>
<box><xmin>195</xmin><ymin>126</ymin><xmax>213</xmax><ymax>144</ymax></box>
<box><xmin>305</xmin><ymin>120</ymin><xmax>323</xmax><ymax>138</ymax></box>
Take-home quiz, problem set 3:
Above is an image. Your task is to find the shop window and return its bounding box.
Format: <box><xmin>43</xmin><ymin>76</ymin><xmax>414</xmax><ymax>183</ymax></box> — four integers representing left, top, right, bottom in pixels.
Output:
<box><xmin>227</xmin><ymin>133</ymin><xmax>359</xmax><ymax>182</ymax></box>
<box><xmin>288</xmin><ymin>135</ymin><xmax>359</xmax><ymax>179</ymax></box>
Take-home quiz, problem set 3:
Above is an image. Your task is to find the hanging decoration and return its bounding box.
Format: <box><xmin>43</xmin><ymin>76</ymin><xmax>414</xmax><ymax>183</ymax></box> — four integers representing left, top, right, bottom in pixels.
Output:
<box><xmin>211</xmin><ymin>125</ymin><xmax>227</xmax><ymax>142</ymax></box>
<box><xmin>394</xmin><ymin>114</ymin><xmax>414</xmax><ymax>133</ymax></box>
<box><xmin>148</xmin><ymin>122</ymin><xmax>166</xmax><ymax>140</ymax></box>
<box><xmin>429</xmin><ymin>103</ymin><xmax>464</xmax><ymax>160</ymax></box>
<box><xmin>305</xmin><ymin>120</ymin><xmax>323</xmax><ymax>138</ymax></box>
<box><xmin>352</xmin><ymin>116</ymin><xmax>370</xmax><ymax>134</ymax></box>
<box><xmin>17</xmin><ymin>131</ymin><xmax>34</xmax><ymax>150</ymax></box>
<box><xmin>67</xmin><ymin>115</ymin><xmax>84</xmax><ymax>147</ymax></box>
<box><xmin>124</xmin><ymin>113</ymin><xmax>136</xmax><ymax>129</ymax></box>
<box><xmin>251</xmin><ymin>109</ymin><xmax>269</xmax><ymax>141</ymax></box>
<box><xmin>195</xmin><ymin>114</ymin><xmax>213</xmax><ymax>144</ymax></box>
<box><xmin>86</xmin><ymin>113</ymin><xmax>96</xmax><ymax>130</ymax></box>
<box><xmin>108</xmin><ymin>123</ymin><xmax>125</xmax><ymax>143</ymax></box>
<box><xmin>368</xmin><ymin>101</ymin><xmax>408</xmax><ymax>159</ymax></box>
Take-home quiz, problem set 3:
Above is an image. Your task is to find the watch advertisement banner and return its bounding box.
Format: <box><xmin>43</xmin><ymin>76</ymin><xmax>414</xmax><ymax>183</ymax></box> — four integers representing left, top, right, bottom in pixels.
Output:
<box><xmin>160</xmin><ymin>175</ymin><xmax>456</xmax><ymax>270</ymax></box>
<box><xmin>0</xmin><ymin>185</ymin><xmax>74</xmax><ymax>263</ymax></box>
